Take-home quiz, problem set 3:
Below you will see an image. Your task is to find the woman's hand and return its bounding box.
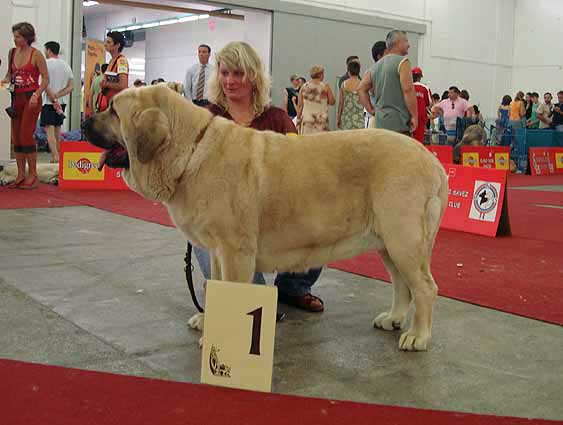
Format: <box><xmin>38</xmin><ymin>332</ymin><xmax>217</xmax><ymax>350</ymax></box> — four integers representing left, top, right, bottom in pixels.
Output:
<box><xmin>29</xmin><ymin>93</ymin><xmax>39</xmax><ymax>108</ymax></box>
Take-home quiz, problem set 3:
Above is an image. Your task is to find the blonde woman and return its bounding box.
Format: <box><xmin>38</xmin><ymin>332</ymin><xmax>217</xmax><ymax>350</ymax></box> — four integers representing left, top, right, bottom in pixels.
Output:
<box><xmin>296</xmin><ymin>65</ymin><xmax>335</xmax><ymax>134</ymax></box>
<box><xmin>196</xmin><ymin>41</ymin><xmax>324</xmax><ymax>312</ymax></box>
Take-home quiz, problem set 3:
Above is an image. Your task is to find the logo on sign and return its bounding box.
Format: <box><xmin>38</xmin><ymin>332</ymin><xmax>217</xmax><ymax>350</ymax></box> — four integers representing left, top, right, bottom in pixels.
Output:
<box><xmin>62</xmin><ymin>152</ymin><xmax>105</xmax><ymax>181</ymax></box>
<box><xmin>469</xmin><ymin>181</ymin><xmax>500</xmax><ymax>222</ymax></box>
<box><xmin>71</xmin><ymin>158</ymin><xmax>97</xmax><ymax>174</ymax></box>
<box><xmin>209</xmin><ymin>345</ymin><xmax>231</xmax><ymax>378</ymax></box>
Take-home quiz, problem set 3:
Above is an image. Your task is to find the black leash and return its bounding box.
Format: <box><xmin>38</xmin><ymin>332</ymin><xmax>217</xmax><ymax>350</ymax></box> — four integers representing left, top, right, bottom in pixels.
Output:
<box><xmin>183</xmin><ymin>241</ymin><xmax>286</xmax><ymax>322</ymax></box>
<box><xmin>184</xmin><ymin>241</ymin><xmax>204</xmax><ymax>313</ymax></box>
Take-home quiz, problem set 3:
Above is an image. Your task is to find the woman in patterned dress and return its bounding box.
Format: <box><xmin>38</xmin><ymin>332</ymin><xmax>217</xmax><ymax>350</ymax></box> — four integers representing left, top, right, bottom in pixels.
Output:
<box><xmin>296</xmin><ymin>65</ymin><xmax>335</xmax><ymax>134</ymax></box>
<box><xmin>337</xmin><ymin>60</ymin><xmax>364</xmax><ymax>130</ymax></box>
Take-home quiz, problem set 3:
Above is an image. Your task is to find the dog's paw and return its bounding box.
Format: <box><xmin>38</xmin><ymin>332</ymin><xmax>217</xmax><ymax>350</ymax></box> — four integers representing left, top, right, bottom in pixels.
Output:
<box><xmin>373</xmin><ymin>312</ymin><xmax>405</xmax><ymax>331</ymax></box>
<box><xmin>399</xmin><ymin>330</ymin><xmax>430</xmax><ymax>351</ymax></box>
<box><xmin>188</xmin><ymin>312</ymin><xmax>205</xmax><ymax>331</ymax></box>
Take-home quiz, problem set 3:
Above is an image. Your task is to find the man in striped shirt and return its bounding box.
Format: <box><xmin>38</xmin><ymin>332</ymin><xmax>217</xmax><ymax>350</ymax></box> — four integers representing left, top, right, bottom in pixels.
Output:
<box><xmin>184</xmin><ymin>44</ymin><xmax>214</xmax><ymax>107</ymax></box>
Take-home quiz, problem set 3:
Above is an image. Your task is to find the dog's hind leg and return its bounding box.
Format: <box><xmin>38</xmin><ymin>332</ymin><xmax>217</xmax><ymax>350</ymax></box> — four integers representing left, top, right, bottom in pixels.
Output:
<box><xmin>373</xmin><ymin>249</ymin><xmax>412</xmax><ymax>331</ymax></box>
<box><xmin>376</xmin><ymin>197</ymin><xmax>442</xmax><ymax>351</ymax></box>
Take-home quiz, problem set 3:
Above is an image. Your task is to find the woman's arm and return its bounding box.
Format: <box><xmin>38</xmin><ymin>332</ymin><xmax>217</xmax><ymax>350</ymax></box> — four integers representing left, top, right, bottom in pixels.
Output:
<box><xmin>30</xmin><ymin>51</ymin><xmax>49</xmax><ymax>107</ymax></box>
<box><xmin>326</xmin><ymin>84</ymin><xmax>336</xmax><ymax>106</ymax></box>
<box><xmin>337</xmin><ymin>85</ymin><xmax>344</xmax><ymax>128</ymax></box>
<box><xmin>297</xmin><ymin>89</ymin><xmax>304</xmax><ymax>120</ymax></box>
<box><xmin>282</xmin><ymin>89</ymin><xmax>288</xmax><ymax>113</ymax></box>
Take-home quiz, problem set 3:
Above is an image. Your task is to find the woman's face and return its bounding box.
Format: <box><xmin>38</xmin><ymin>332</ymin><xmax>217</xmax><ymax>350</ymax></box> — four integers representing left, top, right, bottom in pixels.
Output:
<box><xmin>104</xmin><ymin>37</ymin><xmax>118</xmax><ymax>54</ymax></box>
<box><xmin>13</xmin><ymin>31</ymin><xmax>28</xmax><ymax>48</ymax></box>
<box><xmin>219</xmin><ymin>62</ymin><xmax>253</xmax><ymax>103</ymax></box>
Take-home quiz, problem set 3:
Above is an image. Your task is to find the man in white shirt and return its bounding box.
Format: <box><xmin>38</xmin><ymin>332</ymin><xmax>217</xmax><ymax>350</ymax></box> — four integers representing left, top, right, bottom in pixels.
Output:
<box><xmin>184</xmin><ymin>44</ymin><xmax>213</xmax><ymax>107</ymax></box>
<box><xmin>537</xmin><ymin>92</ymin><xmax>554</xmax><ymax>129</ymax></box>
<box><xmin>41</xmin><ymin>41</ymin><xmax>74</xmax><ymax>162</ymax></box>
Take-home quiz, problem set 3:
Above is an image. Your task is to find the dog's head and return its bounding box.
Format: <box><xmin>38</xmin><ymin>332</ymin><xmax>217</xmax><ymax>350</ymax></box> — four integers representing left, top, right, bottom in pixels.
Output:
<box><xmin>82</xmin><ymin>84</ymin><xmax>209</xmax><ymax>201</ymax></box>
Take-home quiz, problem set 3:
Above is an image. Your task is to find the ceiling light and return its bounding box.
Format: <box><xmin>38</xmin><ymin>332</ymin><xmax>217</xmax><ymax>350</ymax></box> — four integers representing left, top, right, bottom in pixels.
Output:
<box><xmin>159</xmin><ymin>19</ymin><xmax>179</xmax><ymax>26</ymax></box>
<box><xmin>83</xmin><ymin>1</ymin><xmax>99</xmax><ymax>6</ymax></box>
<box><xmin>178</xmin><ymin>15</ymin><xmax>198</xmax><ymax>23</ymax></box>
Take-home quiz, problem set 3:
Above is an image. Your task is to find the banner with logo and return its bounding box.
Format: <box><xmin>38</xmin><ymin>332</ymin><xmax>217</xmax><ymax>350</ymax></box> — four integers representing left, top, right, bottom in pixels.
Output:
<box><xmin>529</xmin><ymin>147</ymin><xmax>563</xmax><ymax>176</ymax></box>
<box><xmin>59</xmin><ymin>141</ymin><xmax>128</xmax><ymax>190</ymax></box>
<box><xmin>84</xmin><ymin>39</ymin><xmax>106</xmax><ymax>117</ymax></box>
<box><xmin>461</xmin><ymin>146</ymin><xmax>510</xmax><ymax>170</ymax></box>
<box><xmin>440</xmin><ymin>164</ymin><xmax>511</xmax><ymax>237</ymax></box>
<box><xmin>426</xmin><ymin>145</ymin><xmax>453</xmax><ymax>165</ymax></box>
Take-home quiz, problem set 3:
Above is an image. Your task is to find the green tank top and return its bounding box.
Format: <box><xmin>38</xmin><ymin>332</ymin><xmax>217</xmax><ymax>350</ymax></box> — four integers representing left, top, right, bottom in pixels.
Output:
<box><xmin>372</xmin><ymin>54</ymin><xmax>411</xmax><ymax>133</ymax></box>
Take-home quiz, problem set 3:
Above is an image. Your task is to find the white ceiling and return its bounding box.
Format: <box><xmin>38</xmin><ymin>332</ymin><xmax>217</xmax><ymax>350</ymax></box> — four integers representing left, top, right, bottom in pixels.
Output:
<box><xmin>83</xmin><ymin>1</ymin><xmax>225</xmax><ymax>19</ymax></box>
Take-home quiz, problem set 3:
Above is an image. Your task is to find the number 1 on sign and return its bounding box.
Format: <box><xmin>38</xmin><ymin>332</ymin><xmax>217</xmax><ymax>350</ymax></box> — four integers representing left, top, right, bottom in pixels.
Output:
<box><xmin>247</xmin><ymin>307</ymin><xmax>262</xmax><ymax>355</ymax></box>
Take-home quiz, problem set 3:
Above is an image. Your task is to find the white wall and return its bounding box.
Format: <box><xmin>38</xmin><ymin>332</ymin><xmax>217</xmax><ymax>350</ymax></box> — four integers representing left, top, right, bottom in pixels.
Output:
<box><xmin>512</xmin><ymin>0</ymin><xmax>563</xmax><ymax>97</ymax></box>
<box><xmin>85</xmin><ymin>6</ymin><xmax>271</xmax><ymax>85</ymax></box>
<box><xmin>144</xmin><ymin>17</ymin><xmax>246</xmax><ymax>84</ymax></box>
<box><xmin>283</xmin><ymin>0</ymin><xmax>516</xmax><ymax>117</ymax></box>
<box><xmin>8</xmin><ymin>0</ymin><xmax>72</xmax><ymax>62</ymax></box>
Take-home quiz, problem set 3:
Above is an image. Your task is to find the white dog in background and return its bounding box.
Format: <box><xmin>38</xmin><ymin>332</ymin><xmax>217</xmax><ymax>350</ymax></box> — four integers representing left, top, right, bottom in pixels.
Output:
<box><xmin>0</xmin><ymin>162</ymin><xmax>59</xmax><ymax>186</ymax></box>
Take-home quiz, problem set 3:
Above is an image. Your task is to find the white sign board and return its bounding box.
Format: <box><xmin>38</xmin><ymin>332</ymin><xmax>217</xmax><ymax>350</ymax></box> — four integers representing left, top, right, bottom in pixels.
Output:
<box><xmin>201</xmin><ymin>280</ymin><xmax>277</xmax><ymax>392</ymax></box>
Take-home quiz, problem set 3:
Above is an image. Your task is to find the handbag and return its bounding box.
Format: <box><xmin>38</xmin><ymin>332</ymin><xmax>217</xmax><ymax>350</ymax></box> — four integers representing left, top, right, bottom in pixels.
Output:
<box><xmin>5</xmin><ymin>49</ymin><xmax>17</xmax><ymax>119</ymax></box>
<box><xmin>96</xmin><ymin>55</ymin><xmax>122</xmax><ymax>112</ymax></box>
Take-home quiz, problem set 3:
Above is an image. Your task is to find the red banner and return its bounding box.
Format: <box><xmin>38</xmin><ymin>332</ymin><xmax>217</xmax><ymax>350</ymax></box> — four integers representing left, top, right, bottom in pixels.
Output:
<box><xmin>461</xmin><ymin>146</ymin><xmax>510</xmax><ymax>170</ymax></box>
<box><xmin>59</xmin><ymin>141</ymin><xmax>129</xmax><ymax>190</ymax></box>
<box><xmin>529</xmin><ymin>147</ymin><xmax>563</xmax><ymax>176</ymax></box>
<box><xmin>440</xmin><ymin>164</ymin><xmax>510</xmax><ymax>237</ymax></box>
<box><xmin>426</xmin><ymin>145</ymin><xmax>453</xmax><ymax>165</ymax></box>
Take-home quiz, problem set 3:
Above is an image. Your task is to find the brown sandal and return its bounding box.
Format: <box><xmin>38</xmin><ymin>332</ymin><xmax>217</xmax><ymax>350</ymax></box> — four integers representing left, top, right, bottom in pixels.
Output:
<box><xmin>278</xmin><ymin>292</ymin><xmax>324</xmax><ymax>312</ymax></box>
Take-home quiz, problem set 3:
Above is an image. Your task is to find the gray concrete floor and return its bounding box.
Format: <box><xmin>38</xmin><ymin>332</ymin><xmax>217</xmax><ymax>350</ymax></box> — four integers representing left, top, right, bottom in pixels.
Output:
<box><xmin>1</xmin><ymin>205</ymin><xmax>562</xmax><ymax>421</ymax></box>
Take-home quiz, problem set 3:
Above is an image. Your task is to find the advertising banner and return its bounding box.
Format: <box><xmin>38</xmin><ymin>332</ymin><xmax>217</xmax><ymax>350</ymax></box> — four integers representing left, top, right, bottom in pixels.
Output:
<box><xmin>440</xmin><ymin>164</ymin><xmax>511</xmax><ymax>237</ymax></box>
<box><xmin>59</xmin><ymin>141</ymin><xmax>128</xmax><ymax>190</ymax></box>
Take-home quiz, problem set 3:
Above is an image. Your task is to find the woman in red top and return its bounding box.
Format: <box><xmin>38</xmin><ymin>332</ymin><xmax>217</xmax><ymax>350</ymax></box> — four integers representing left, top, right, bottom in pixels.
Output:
<box><xmin>2</xmin><ymin>22</ymin><xmax>49</xmax><ymax>189</ymax></box>
<box><xmin>193</xmin><ymin>41</ymin><xmax>324</xmax><ymax>314</ymax></box>
<box><xmin>98</xmin><ymin>31</ymin><xmax>129</xmax><ymax>111</ymax></box>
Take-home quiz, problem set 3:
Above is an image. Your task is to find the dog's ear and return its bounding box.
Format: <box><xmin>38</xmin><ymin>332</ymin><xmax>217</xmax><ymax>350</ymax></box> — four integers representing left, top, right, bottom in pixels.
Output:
<box><xmin>132</xmin><ymin>108</ymin><xmax>171</xmax><ymax>163</ymax></box>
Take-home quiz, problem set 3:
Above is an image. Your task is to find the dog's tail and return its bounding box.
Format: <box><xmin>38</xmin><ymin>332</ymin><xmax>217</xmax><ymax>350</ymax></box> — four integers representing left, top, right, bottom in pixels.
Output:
<box><xmin>424</xmin><ymin>165</ymin><xmax>448</xmax><ymax>254</ymax></box>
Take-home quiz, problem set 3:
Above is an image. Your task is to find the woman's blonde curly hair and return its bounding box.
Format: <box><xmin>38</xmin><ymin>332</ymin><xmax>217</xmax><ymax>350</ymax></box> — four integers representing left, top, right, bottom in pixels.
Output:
<box><xmin>208</xmin><ymin>41</ymin><xmax>271</xmax><ymax>117</ymax></box>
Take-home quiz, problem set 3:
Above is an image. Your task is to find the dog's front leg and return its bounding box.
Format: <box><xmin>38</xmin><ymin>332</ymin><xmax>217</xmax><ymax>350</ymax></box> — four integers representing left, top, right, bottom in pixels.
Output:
<box><xmin>187</xmin><ymin>249</ymin><xmax>223</xmax><ymax>335</ymax></box>
<box><xmin>219</xmin><ymin>249</ymin><xmax>256</xmax><ymax>284</ymax></box>
<box><xmin>210</xmin><ymin>251</ymin><xmax>222</xmax><ymax>281</ymax></box>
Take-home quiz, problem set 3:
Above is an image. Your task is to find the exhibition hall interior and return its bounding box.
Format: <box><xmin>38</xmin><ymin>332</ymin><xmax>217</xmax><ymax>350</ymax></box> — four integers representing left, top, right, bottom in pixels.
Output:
<box><xmin>0</xmin><ymin>0</ymin><xmax>562</xmax><ymax>424</ymax></box>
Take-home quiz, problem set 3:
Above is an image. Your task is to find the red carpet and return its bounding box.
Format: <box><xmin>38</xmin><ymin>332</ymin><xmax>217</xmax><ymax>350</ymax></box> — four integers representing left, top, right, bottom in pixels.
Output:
<box><xmin>1</xmin><ymin>359</ymin><xmax>559</xmax><ymax>425</ymax></box>
<box><xmin>508</xmin><ymin>173</ymin><xmax>563</xmax><ymax>187</ymax></box>
<box><xmin>330</xmin><ymin>187</ymin><xmax>563</xmax><ymax>325</ymax></box>
<box><xmin>1</xmin><ymin>178</ymin><xmax>562</xmax><ymax>325</ymax></box>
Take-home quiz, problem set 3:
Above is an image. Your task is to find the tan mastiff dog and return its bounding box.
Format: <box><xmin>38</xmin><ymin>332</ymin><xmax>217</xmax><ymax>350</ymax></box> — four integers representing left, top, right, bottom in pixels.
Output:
<box><xmin>82</xmin><ymin>85</ymin><xmax>448</xmax><ymax>351</ymax></box>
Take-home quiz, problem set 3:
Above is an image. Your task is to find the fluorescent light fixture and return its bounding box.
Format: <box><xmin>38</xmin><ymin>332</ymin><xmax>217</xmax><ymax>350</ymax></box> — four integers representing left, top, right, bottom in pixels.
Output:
<box><xmin>159</xmin><ymin>18</ymin><xmax>179</xmax><ymax>26</ymax></box>
<box><xmin>109</xmin><ymin>13</ymin><xmax>210</xmax><ymax>33</ymax></box>
<box><xmin>83</xmin><ymin>1</ymin><xmax>99</xmax><ymax>6</ymax></box>
<box><xmin>178</xmin><ymin>15</ymin><xmax>199</xmax><ymax>23</ymax></box>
